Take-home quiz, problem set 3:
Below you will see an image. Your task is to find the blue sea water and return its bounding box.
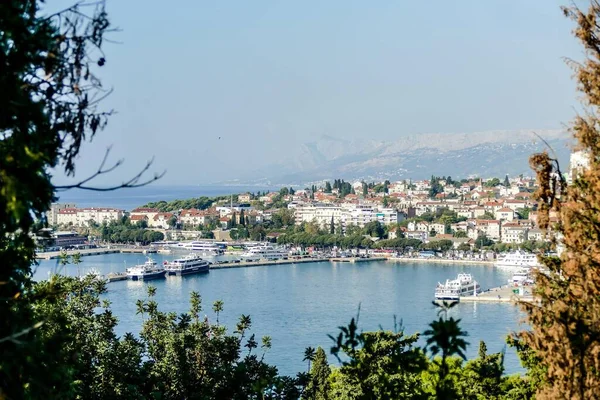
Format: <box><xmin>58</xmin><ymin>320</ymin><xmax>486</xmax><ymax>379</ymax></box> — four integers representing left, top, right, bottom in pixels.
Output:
<box><xmin>55</xmin><ymin>185</ymin><xmax>278</xmax><ymax>211</ymax></box>
<box><xmin>34</xmin><ymin>254</ymin><xmax>526</xmax><ymax>377</ymax></box>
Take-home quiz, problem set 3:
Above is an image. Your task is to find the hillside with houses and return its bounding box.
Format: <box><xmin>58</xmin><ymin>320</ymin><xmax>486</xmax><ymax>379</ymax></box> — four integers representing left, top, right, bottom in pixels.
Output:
<box><xmin>46</xmin><ymin>169</ymin><xmax>565</xmax><ymax>253</ymax></box>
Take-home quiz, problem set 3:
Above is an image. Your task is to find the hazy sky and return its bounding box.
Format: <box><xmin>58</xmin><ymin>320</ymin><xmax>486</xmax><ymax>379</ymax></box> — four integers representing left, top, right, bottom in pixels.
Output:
<box><xmin>51</xmin><ymin>0</ymin><xmax>581</xmax><ymax>186</ymax></box>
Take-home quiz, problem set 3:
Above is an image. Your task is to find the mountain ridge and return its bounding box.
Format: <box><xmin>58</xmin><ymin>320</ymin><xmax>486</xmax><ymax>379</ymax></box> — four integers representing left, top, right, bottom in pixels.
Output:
<box><xmin>224</xmin><ymin>130</ymin><xmax>572</xmax><ymax>186</ymax></box>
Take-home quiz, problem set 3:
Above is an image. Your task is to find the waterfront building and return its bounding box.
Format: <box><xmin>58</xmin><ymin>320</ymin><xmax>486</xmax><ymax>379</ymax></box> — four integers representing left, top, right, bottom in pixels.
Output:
<box><xmin>293</xmin><ymin>203</ymin><xmax>343</xmax><ymax>227</ymax></box>
<box><xmin>53</xmin><ymin>231</ymin><xmax>87</xmax><ymax>247</ymax></box>
<box><xmin>293</xmin><ymin>202</ymin><xmax>404</xmax><ymax>232</ymax></box>
<box><xmin>56</xmin><ymin>207</ymin><xmax>124</xmax><ymax>227</ymax></box>
<box><xmin>48</xmin><ymin>203</ymin><xmax>76</xmax><ymax>226</ymax></box>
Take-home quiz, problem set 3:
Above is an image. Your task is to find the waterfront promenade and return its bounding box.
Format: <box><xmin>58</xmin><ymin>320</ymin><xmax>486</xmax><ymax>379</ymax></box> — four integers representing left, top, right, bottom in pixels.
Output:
<box><xmin>388</xmin><ymin>256</ymin><xmax>494</xmax><ymax>265</ymax></box>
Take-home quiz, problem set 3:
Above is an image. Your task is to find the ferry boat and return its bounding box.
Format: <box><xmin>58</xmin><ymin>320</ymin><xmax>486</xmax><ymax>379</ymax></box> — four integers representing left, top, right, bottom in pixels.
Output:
<box><xmin>169</xmin><ymin>241</ymin><xmax>223</xmax><ymax>256</ymax></box>
<box><xmin>434</xmin><ymin>273</ymin><xmax>481</xmax><ymax>301</ymax></box>
<box><xmin>241</xmin><ymin>244</ymin><xmax>289</xmax><ymax>261</ymax></box>
<box><xmin>164</xmin><ymin>253</ymin><xmax>210</xmax><ymax>276</ymax></box>
<box><xmin>495</xmin><ymin>250</ymin><xmax>541</xmax><ymax>269</ymax></box>
<box><xmin>126</xmin><ymin>258</ymin><xmax>166</xmax><ymax>281</ymax></box>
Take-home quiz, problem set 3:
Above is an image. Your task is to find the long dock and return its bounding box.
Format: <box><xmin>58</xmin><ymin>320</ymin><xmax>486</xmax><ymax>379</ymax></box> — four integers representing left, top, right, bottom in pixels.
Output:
<box><xmin>36</xmin><ymin>247</ymin><xmax>157</xmax><ymax>260</ymax></box>
<box><xmin>36</xmin><ymin>248</ymin><xmax>121</xmax><ymax>260</ymax></box>
<box><xmin>209</xmin><ymin>257</ymin><xmax>330</xmax><ymax>269</ymax></box>
<box><xmin>330</xmin><ymin>257</ymin><xmax>386</xmax><ymax>263</ymax></box>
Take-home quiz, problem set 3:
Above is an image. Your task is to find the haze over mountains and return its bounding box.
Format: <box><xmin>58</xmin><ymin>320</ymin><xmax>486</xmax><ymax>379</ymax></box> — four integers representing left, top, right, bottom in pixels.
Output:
<box><xmin>222</xmin><ymin>130</ymin><xmax>571</xmax><ymax>186</ymax></box>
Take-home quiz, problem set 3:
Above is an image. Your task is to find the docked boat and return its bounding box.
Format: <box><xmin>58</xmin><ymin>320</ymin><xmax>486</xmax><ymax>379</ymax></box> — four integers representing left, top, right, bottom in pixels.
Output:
<box><xmin>434</xmin><ymin>273</ymin><xmax>481</xmax><ymax>301</ymax></box>
<box><xmin>169</xmin><ymin>241</ymin><xmax>223</xmax><ymax>256</ymax></box>
<box><xmin>509</xmin><ymin>268</ymin><xmax>535</xmax><ymax>285</ymax></box>
<box><xmin>495</xmin><ymin>250</ymin><xmax>541</xmax><ymax>269</ymax></box>
<box><xmin>81</xmin><ymin>269</ymin><xmax>109</xmax><ymax>284</ymax></box>
<box><xmin>241</xmin><ymin>244</ymin><xmax>289</xmax><ymax>260</ymax></box>
<box><xmin>164</xmin><ymin>253</ymin><xmax>210</xmax><ymax>276</ymax></box>
<box><xmin>126</xmin><ymin>258</ymin><xmax>166</xmax><ymax>281</ymax></box>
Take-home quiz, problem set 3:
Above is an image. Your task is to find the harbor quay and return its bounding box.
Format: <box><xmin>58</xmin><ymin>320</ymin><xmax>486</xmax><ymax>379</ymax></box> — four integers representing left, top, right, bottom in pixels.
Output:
<box><xmin>94</xmin><ymin>256</ymin><xmax>390</xmax><ymax>282</ymax></box>
<box><xmin>460</xmin><ymin>284</ymin><xmax>535</xmax><ymax>303</ymax></box>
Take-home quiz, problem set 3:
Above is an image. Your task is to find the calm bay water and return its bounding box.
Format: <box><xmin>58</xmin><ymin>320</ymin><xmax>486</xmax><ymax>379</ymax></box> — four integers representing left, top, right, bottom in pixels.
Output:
<box><xmin>34</xmin><ymin>254</ymin><xmax>525</xmax><ymax>376</ymax></box>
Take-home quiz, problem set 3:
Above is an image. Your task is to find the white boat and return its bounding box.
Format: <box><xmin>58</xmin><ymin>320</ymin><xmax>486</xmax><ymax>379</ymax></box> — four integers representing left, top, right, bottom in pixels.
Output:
<box><xmin>241</xmin><ymin>244</ymin><xmax>289</xmax><ymax>260</ymax></box>
<box><xmin>509</xmin><ymin>268</ymin><xmax>535</xmax><ymax>285</ymax></box>
<box><xmin>157</xmin><ymin>247</ymin><xmax>172</xmax><ymax>254</ymax></box>
<box><xmin>495</xmin><ymin>250</ymin><xmax>541</xmax><ymax>269</ymax></box>
<box><xmin>126</xmin><ymin>258</ymin><xmax>166</xmax><ymax>281</ymax></box>
<box><xmin>169</xmin><ymin>241</ymin><xmax>223</xmax><ymax>256</ymax></box>
<box><xmin>81</xmin><ymin>268</ymin><xmax>109</xmax><ymax>284</ymax></box>
<box><xmin>164</xmin><ymin>253</ymin><xmax>210</xmax><ymax>276</ymax></box>
<box><xmin>434</xmin><ymin>273</ymin><xmax>481</xmax><ymax>301</ymax></box>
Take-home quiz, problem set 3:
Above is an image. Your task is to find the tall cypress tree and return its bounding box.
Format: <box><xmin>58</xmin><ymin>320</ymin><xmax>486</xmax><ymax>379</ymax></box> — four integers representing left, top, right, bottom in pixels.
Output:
<box><xmin>305</xmin><ymin>347</ymin><xmax>331</xmax><ymax>400</ymax></box>
<box><xmin>330</xmin><ymin>216</ymin><xmax>335</xmax><ymax>234</ymax></box>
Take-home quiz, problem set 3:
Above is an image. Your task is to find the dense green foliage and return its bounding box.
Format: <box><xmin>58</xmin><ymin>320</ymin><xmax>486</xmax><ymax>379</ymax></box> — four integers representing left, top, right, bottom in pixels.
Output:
<box><xmin>31</xmin><ymin>275</ymin><xmax>303</xmax><ymax>399</ymax></box>
<box><xmin>99</xmin><ymin>219</ymin><xmax>164</xmax><ymax>244</ymax></box>
<box><xmin>143</xmin><ymin>196</ymin><xmax>220</xmax><ymax>212</ymax></box>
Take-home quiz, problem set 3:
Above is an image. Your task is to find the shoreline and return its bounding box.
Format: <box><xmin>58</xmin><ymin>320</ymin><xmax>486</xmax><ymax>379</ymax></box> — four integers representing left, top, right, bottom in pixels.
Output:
<box><xmin>387</xmin><ymin>257</ymin><xmax>494</xmax><ymax>266</ymax></box>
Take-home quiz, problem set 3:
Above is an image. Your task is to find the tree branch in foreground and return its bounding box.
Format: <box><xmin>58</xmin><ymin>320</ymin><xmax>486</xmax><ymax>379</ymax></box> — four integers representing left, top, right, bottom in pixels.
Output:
<box><xmin>54</xmin><ymin>146</ymin><xmax>166</xmax><ymax>192</ymax></box>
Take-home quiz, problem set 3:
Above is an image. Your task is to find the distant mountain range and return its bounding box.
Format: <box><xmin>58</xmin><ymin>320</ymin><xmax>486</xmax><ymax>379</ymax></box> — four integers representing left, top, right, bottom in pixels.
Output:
<box><xmin>222</xmin><ymin>130</ymin><xmax>572</xmax><ymax>186</ymax></box>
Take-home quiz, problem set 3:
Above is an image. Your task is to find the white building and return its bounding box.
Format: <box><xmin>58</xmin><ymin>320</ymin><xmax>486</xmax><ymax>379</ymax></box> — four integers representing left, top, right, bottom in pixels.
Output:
<box><xmin>56</xmin><ymin>207</ymin><xmax>124</xmax><ymax>227</ymax></box>
<box><xmin>502</xmin><ymin>226</ymin><xmax>528</xmax><ymax>244</ymax></box>
<box><xmin>293</xmin><ymin>203</ymin><xmax>343</xmax><ymax>228</ymax></box>
<box><xmin>294</xmin><ymin>203</ymin><xmax>404</xmax><ymax>232</ymax></box>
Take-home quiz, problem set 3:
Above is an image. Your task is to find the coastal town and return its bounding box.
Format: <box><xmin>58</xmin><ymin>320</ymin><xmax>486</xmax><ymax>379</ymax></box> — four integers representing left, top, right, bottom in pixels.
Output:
<box><xmin>40</xmin><ymin>150</ymin><xmax>589</xmax><ymax>255</ymax></box>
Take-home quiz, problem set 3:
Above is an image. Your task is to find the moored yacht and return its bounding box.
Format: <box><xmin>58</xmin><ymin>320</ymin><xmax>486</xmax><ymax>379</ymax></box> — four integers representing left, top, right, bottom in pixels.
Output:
<box><xmin>164</xmin><ymin>253</ymin><xmax>210</xmax><ymax>276</ymax></box>
<box><xmin>434</xmin><ymin>273</ymin><xmax>481</xmax><ymax>301</ymax></box>
<box><xmin>169</xmin><ymin>241</ymin><xmax>223</xmax><ymax>256</ymax></box>
<box><xmin>241</xmin><ymin>244</ymin><xmax>289</xmax><ymax>260</ymax></box>
<box><xmin>495</xmin><ymin>250</ymin><xmax>541</xmax><ymax>269</ymax></box>
<box><xmin>126</xmin><ymin>258</ymin><xmax>166</xmax><ymax>281</ymax></box>
<box><xmin>509</xmin><ymin>268</ymin><xmax>534</xmax><ymax>285</ymax></box>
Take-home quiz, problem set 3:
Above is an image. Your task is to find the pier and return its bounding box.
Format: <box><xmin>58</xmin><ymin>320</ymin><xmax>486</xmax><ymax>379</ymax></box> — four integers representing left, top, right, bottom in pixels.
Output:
<box><xmin>36</xmin><ymin>248</ymin><xmax>121</xmax><ymax>260</ymax></box>
<box><xmin>120</xmin><ymin>248</ymin><xmax>157</xmax><ymax>254</ymax></box>
<box><xmin>460</xmin><ymin>285</ymin><xmax>535</xmax><ymax>303</ymax></box>
<box><xmin>210</xmin><ymin>257</ymin><xmax>330</xmax><ymax>269</ymax></box>
<box><xmin>330</xmin><ymin>257</ymin><xmax>386</xmax><ymax>263</ymax></box>
<box><xmin>36</xmin><ymin>247</ymin><xmax>157</xmax><ymax>260</ymax></box>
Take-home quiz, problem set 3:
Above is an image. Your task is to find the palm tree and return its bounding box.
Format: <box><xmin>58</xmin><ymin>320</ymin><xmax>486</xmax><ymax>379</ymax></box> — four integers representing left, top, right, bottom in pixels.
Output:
<box><xmin>303</xmin><ymin>346</ymin><xmax>316</xmax><ymax>372</ymax></box>
<box><xmin>424</xmin><ymin>301</ymin><xmax>469</xmax><ymax>397</ymax></box>
<box><xmin>212</xmin><ymin>300</ymin><xmax>224</xmax><ymax>324</ymax></box>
